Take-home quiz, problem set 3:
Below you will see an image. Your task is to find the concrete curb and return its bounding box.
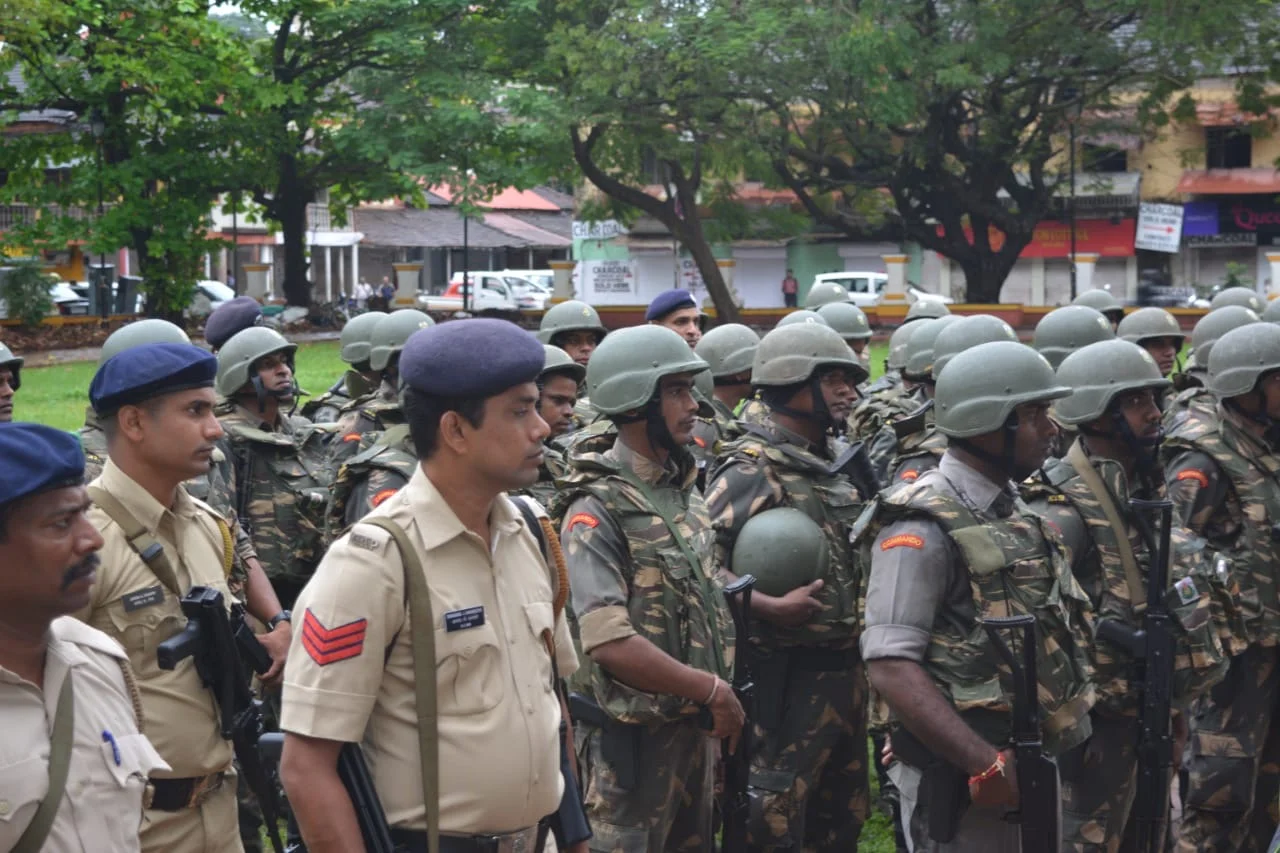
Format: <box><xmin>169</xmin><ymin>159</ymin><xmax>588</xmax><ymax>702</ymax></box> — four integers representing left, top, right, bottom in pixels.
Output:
<box><xmin>22</xmin><ymin>330</ymin><xmax>342</xmax><ymax>369</ymax></box>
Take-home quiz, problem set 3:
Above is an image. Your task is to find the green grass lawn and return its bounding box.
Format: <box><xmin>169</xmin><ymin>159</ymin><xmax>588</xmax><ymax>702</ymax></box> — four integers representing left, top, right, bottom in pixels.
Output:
<box><xmin>18</xmin><ymin>340</ymin><xmax>343</xmax><ymax>431</ymax></box>
<box><xmin>22</xmin><ymin>335</ymin><xmax>901</xmax><ymax>852</ymax></box>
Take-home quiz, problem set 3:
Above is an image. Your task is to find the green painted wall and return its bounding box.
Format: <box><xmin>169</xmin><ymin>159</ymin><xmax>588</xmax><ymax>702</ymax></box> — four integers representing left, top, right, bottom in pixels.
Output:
<box><xmin>574</xmin><ymin>237</ymin><xmax>631</xmax><ymax>261</ymax></box>
<box><xmin>787</xmin><ymin>243</ymin><xmax>844</xmax><ymax>303</ymax></box>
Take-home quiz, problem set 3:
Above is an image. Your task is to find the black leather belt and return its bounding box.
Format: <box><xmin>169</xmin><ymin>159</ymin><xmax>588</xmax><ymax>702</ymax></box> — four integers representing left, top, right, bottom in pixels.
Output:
<box><xmin>390</xmin><ymin>826</ymin><xmax>540</xmax><ymax>853</ymax></box>
<box><xmin>148</xmin><ymin>772</ymin><xmax>226</xmax><ymax>811</ymax></box>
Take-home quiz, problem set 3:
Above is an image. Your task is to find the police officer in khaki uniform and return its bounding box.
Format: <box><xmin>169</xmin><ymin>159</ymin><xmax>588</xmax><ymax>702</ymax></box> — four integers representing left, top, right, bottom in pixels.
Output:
<box><xmin>0</xmin><ymin>422</ymin><xmax>168</xmax><ymax>853</ymax></box>
<box><xmin>77</xmin><ymin>343</ymin><xmax>292</xmax><ymax>853</ymax></box>
<box><xmin>280</xmin><ymin>318</ymin><xmax>579</xmax><ymax>853</ymax></box>
<box><xmin>0</xmin><ymin>341</ymin><xmax>23</xmax><ymax>422</ymax></box>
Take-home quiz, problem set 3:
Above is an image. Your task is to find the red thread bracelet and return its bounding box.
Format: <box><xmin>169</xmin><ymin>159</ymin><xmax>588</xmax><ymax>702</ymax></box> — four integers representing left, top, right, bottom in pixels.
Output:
<box><xmin>967</xmin><ymin>752</ymin><xmax>1007</xmax><ymax>787</ymax></box>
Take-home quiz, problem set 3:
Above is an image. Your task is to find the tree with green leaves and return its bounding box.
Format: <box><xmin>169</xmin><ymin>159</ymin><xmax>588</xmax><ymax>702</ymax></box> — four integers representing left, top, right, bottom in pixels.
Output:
<box><xmin>0</xmin><ymin>0</ymin><xmax>252</xmax><ymax>316</ymax></box>
<box><xmin>507</xmin><ymin>0</ymin><xmax>811</xmax><ymax>323</ymax></box>
<box><xmin>746</xmin><ymin>0</ymin><xmax>1279</xmax><ymax>303</ymax></box>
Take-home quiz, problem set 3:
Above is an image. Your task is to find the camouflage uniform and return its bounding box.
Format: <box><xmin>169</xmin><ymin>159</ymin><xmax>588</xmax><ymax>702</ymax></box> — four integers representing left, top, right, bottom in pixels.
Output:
<box><xmin>860</xmin><ymin>453</ymin><xmax>1098</xmax><ymax>851</ymax></box>
<box><xmin>870</xmin><ymin>400</ymin><xmax>946</xmax><ymax>487</ymax></box>
<box><xmin>299</xmin><ymin>370</ymin><xmax>377</xmax><ymax>424</ymax></box>
<box><xmin>689</xmin><ymin>397</ymin><xmax>735</xmax><ymax>478</ymax></box>
<box><xmin>325</xmin><ymin>425</ymin><xmax>418</xmax><ymax>542</ymax></box>
<box><xmin>218</xmin><ymin>403</ymin><xmax>334</xmax><ymax>608</ymax></box>
<box><xmin>705</xmin><ymin>418</ymin><xmax>870</xmax><ymax>851</ymax></box>
<box><xmin>1162</xmin><ymin>384</ymin><xmax>1216</xmax><ymax>436</ymax></box>
<box><xmin>1024</xmin><ymin>443</ymin><xmax>1231</xmax><ymax>853</ymax></box>
<box><xmin>1165</xmin><ymin>402</ymin><xmax>1280</xmax><ymax>853</ymax></box>
<box><xmin>328</xmin><ymin>379</ymin><xmax>402</xmax><ymax>467</ymax></box>
<box><xmin>513</xmin><ymin>442</ymin><xmax>570</xmax><ymax>509</ymax></box>
<box><xmin>552</xmin><ymin>428</ymin><xmax>735</xmax><ymax>852</ymax></box>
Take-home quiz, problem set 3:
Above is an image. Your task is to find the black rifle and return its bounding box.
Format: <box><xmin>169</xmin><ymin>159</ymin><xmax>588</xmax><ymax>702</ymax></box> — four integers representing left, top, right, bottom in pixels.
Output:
<box><xmin>720</xmin><ymin>574</ymin><xmax>756</xmax><ymax>853</ymax></box>
<box><xmin>258</xmin><ymin>734</ymin><xmax>397</xmax><ymax>853</ymax></box>
<box><xmin>982</xmin><ymin>614</ymin><xmax>1061</xmax><ymax>852</ymax></box>
<box><xmin>829</xmin><ymin>439</ymin><xmax>881</xmax><ymax>500</ymax></box>
<box><xmin>1095</xmin><ymin>498</ymin><xmax>1176</xmax><ymax>853</ymax></box>
<box><xmin>157</xmin><ymin>587</ymin><xmax>284</xmax><ymax>853</ymax></box>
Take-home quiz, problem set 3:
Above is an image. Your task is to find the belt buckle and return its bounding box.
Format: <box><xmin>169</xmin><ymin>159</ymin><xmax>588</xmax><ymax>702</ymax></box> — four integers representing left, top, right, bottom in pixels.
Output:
<box><xmin>494</xmin><ymin>827</ymin><xmax>536</xmax><ymax>853</ymax></box>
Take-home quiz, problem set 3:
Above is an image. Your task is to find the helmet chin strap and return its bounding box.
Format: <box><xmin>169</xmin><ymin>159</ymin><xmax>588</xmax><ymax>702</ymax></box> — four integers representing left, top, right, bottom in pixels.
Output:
<box><xmin>766</xmin><ymin>376</ymin><xmax>838</xmax><ymax>433</ymax></box>
<box><xmin>954</xmin><ymin>413</ymin><xmax>1020</xmax><ymax>481</ymax></box>
<box><xmin>615</xmin><ymin>396</ymin><xmax>681</xmax><ymax>458</ymax></box>
<box><xmin>1228</xmin><ymin>391</ymin><xmax>1280</xmax><ymax>451</ymax></box>
<box><xmin>251</xmin><ymin>375</ymin><xmax>301</xmax><ymax>415</ymax></box>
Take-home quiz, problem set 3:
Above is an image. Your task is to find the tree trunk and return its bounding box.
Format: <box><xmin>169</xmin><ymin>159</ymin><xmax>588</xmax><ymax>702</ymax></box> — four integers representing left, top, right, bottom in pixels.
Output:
<box><xmin>275</xmin><ymin>154</ymin><xmax>313</xmax><ymax>307</ymax></box>
<box><xmin>674</xmin><ymin>214</ymin><xmax>740</xmax><ymax>324</ymax></box>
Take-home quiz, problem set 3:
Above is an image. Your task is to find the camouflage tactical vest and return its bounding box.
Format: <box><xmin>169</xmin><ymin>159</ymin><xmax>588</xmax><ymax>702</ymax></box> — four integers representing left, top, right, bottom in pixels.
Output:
<box><xmin>301</xmin><ymin>371</ymin><xmax>375</xmax><ymax>424</ymax></box>
<box><xmin>863</xmin><ymin>470</ymin><xmax>1096</xmax><ymax>753</ymax></box>
<box><xmin>1025</xmin><ymin>455</ymin><xmax>1229</xmax><ymax>713</ymax></box>
<box><xmin>510</xmin><ymin>442</ymin><xmax>569</xmax><ymax>510</ymax></box>
<box><xmin>219</xmin><ymin>408</ymin><xmax>334</xmax><ymax>586</ymax></box>
<box><xmin>550</xmin><ymin>429</ymin><xmax>735</xmax><ymax>726</ymax></box>
<box><xmin>713</xmin><ymin>427</ymin><xmax>864</xmax><ymax>647</ymax></box>
<box><xmin>888</xmin><ymin>403</ymin><xmax>946</xmax><ymax>485</ymax></box>
<box><xmin>326</xmin><ymin>424</ymin><xmax>418</xmax><ymax>542</ymax></box>
<box><xmin>1162</xmin><ymin>385</ymin><xmax>1216</xmax><ymax>436</ymax></box>
<box><xmin>1163</xmin><ymin>412</ymin><xmax>1280</xmax><ymax>647</ymax></box>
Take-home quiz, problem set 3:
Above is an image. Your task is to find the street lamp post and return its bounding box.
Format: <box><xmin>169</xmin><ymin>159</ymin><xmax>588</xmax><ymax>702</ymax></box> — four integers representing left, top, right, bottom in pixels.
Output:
<box><xmin>1068</xmin><ymin>119</ymin><xmax>1078</xmax><ymax>300</ymax></box>
<box><xmin>89</xmin><ymin>108</ymin><xmax>109</xmax><ymax>320</ymax></box>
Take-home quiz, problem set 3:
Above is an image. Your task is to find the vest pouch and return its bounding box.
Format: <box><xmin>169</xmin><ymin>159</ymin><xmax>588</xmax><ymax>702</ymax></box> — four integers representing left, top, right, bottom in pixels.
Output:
<box><xmin>655</xmin><ymin>549</ymin><xmax>693</xmax><ymax>663</ymax></box>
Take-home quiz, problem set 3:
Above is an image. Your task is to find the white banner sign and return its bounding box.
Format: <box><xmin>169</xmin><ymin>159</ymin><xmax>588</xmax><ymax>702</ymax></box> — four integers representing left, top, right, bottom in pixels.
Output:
<box><xmin>572</xmin><ymin>219</ymin><xmax>628</xmax><ymax>241</ymax></box>
<box><xmin>1135</xmin><ymin>203</ymin><xmax>1184</xmax><ymax>253</ymax></box>
<box><xmin>583</xmin><ymin>259</ymin><xmax>635</xmax><ymax>297</ymax></box>
<box><xmin>679</xmin><ymin>258</ymin><xmax>705</xmax><ymax>292</ymax></box>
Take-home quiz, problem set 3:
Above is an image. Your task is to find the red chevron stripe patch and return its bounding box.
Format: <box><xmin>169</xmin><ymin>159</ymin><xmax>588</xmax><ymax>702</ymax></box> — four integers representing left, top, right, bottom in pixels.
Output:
<box><xmin>301</xmin><ymin>609</ymin><xmax>368</xmax><ymax>666</ymax></box>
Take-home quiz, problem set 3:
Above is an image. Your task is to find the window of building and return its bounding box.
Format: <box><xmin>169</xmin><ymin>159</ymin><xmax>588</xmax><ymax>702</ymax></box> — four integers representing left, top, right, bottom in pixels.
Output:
<box><xmin>1205</xmin><ymin>127</ymin><xmax>1252</xmax><ymax>169</ymax></box>
<box><xmin>1082</xmin><ymin>144</ymin><xmax>1128</xmax><ymax>173</ymax></box>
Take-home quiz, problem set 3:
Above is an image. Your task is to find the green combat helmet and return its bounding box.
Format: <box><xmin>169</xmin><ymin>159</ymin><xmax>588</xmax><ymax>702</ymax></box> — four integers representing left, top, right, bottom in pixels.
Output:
<box><xmin>1190</xmin><ymin>305</ymin><xmax>1259</xmax><ymax>369</ymax></box>
<box><xmin>931</xmin><ymin>314</ymin><xmax>1017</xmax><ymax>379</ymax></box>
<box><xmin>776</xmin><ymin>309</ymin><xmax>829</xmax><ymax>328</ymax></box>
<box><xmin>339</xmin><ymin>311</ymin><xmax>387</xmax><ymax>367</ymax></box>
<box><xmin>1210</xmin><ymin>286</ymin><xmax>1264</xmax><ymax>315</ymax></box>
<box><xmin>540</xmin><ymin>345</ymin><xmax>587</xmax><ymax>385</ymax></box>
<box><xmin>730</xmin><ymin>507</ymin><xmax>829</xmax><ymax>597</ymax></box>
<box><xmin>695</xmin><ymin>323</ymin><xmax>760</xmax><ymax>379</ymax></box>
<box><xmin>1118</xmin><ymin>306</ymin><xmax>1185</xmax><ymax>349</ymax></box>
<box><xmin>0</xmin><ymin>342</ymin><xmax>23</xmax><ymax>390</ymax></box>
<box><xmin>100</xmin><ymin>319</ymin><xmax>190</xmax><ymax>365</ymax></box>
<box><xmin>904</xmin><ymin>298</ymin><xmax>951</xmax><ymax>324</ymax></box>
<box><xmin>586</xmin><ymin>325</ymin><xmax>707</xmax><ymax>414</ymax></box>
<box><xmin>1264</xmin><ymin>298</ymin><xmax>1280</xmax><ymax>323</ymax></box>
<box><xmin>368</xmin><ymin>309</ymin><xmax>434</xmax><ymax>372</ymax></box>
<box><xmin>537</xmin><ymin>300</ymin><xmax>607</xmax><ymax>345</ymax></box>
<box><xmin>216</xmin><ymin>326</ymin><xmax>297</xmax><ymax>398</ymax></box>
<box><xmin>803</xmin><ymin>280</ymin><xmax>851</xmax><ymax>310</ymax></box>
<box><xmin>753</xmin><ymin>321</ymin><xmax>867</xmax><ymax>387</ymax></box>
<box><xmin>935</xmin><ymin>341</ymin><xmax>1071</xmax><ymax>438</ymax></box>
<box><xmin>902</xmin><ymin>315</ymin><xmax>962</xmax><ymax>381</ymax></box>
<box><xmin>886</xmin><ymin>323</ymin><xmax>914</xmax><ymax>371</ymax></box>
<box><xmin>1208</xmin><ymin>322</ymin><xmax>1280</xmax><ymax>399</ymax></box>
<box><xmin>1071</xmin><ymin>288</ymin><xmax>1125</xmax><ymax>324</ymax></box>
<box><xmin>1033</xmin><ymin>305</ymin><xmax>1115</xmax><ymax>369</ymax></box>
<box><xmin>1053</xmin><ymin>339</ymin><xmax>1170</xmax><ymax>424</ymax></box>
<box><xmin>816</xmin><ymin>302</ymin><xmax>873</xmax><ymax>343</ymax></box>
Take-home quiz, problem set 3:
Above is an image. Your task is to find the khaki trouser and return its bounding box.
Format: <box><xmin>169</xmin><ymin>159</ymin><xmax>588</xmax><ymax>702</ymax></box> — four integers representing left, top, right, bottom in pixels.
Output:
<box><xmin>141</xmin><ymin>775</ymin><xmax>244</xmax><ymax>853</ymax></box>
<box><xmin>894</xmin><ymin>763</ymin><xmax>1021</xmax><ymax>853</ymax></box>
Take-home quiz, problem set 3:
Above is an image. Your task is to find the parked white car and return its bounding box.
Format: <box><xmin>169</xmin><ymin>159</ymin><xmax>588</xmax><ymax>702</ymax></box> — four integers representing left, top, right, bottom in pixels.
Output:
<box><xmin>501</xmin><ymin>269</ymin><xmax>555</xmax><ymax>291</ymax></box>
<box><xmin>811</xmin><ymin>271</ymin><xmax>954</xmax><ymax>306</ymax></box>
<box><xmin>445</xmin><ymin>272</ymin><xmax>547</xmax><ymax>311</ymax></box>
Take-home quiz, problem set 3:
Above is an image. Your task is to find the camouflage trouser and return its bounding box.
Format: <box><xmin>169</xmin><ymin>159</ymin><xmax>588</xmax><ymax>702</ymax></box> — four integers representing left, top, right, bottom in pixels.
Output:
<box><xmin>1059</xmin><ymin>713</ymin><xmax>1141</xmax><ymax>853</ymax></box>
<box><xmin>1177</xmin><ymin>644</ymin><xmax>1280</xmax><ymax>853</ymax></box>
<box><xmin>581</xmin><ymin>717</ymin><xmax>715</xmax><ymax>852</ymax></box>
<box><xmin>746</xmin><ymin>656</ymin><xmax>870</xmax><ymax>851</ymax></box>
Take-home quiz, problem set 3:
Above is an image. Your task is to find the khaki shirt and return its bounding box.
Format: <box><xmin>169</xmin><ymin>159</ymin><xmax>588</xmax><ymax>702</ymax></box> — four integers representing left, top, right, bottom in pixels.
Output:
<box><xmin>282</xmin><ymin>466</ymin><xmax>578</xmax><ymax>835</ymax></box>
<box><xmin>78</xmin><ymin>459</ymin><xmax>235</xmax><ymax>778</ymax></box>
<box><xmin>0</xmin><ymin>617</ymin><xmax>168</xmax><ymax>852</ymax></box>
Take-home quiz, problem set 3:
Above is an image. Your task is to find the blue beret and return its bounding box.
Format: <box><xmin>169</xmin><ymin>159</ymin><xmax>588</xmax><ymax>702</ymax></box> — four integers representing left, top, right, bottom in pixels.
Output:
<box><xmin>400</xmin><ymin>318</ymin><xmax>545</xmax><ymax>398</ymax></box>
<box><xmin>205</xmin><ymin>296</ymin><xmax>263</xmax><ymax>350</ymax></box>
<box><xmin>90</xmin><ymin>343</ymin><xmax>218</xmax><ymax>415</ymax></box>
<box><xmin>0</xmin><ymin>422</ymin><xmax>85</xmax><ymax>508</ymax></box>
<box><xmin>645</xmin><ymin>289</ymin><xmax>698</xmax><ymax>322</ymax></box>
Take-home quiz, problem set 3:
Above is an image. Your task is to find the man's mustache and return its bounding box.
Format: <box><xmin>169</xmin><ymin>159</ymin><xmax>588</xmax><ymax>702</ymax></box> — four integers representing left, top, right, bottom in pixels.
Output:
<box><xmin>60</xmin><ymin>553</ymin><xmax>101</xmax><ymax>591</ymax></box>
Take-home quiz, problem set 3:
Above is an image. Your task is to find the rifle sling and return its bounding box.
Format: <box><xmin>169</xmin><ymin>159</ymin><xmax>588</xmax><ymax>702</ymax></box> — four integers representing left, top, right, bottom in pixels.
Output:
<box><xmin>87</xmin><ymin>485</ymin><xmax>183</xmax><ymax>596</ymax></box>
<box><xmin>1065</xmin><ymin>439</ymin><xmax>1147</xmax><ymax>613</ymax></box>
<box><xmin>12</xmin><ymin>675</ymin><xmax>75</xmax><ymax>853</ymax></box>
<box><xmin>362</xmin><ymin>517</ymin><xmax>440</xmax><ymax>853</ymax></box>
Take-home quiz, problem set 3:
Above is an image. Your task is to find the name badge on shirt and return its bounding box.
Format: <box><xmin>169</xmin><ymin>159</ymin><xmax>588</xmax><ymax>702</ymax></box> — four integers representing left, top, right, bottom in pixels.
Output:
<box><xmin>122</xmin><ymin>585</ymin><xmax>166</xmax><ymax>613</ymax></box>
<box><xmin>444</xmin><ymin>606</ymin><xmax>485</xmax><ymax>633</ymax></box>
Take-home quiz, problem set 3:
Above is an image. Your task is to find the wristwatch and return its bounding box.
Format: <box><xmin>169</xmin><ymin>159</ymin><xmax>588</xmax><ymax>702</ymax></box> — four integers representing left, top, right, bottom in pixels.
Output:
<box><xmin>267</xmin><ymin>610</ymin><xmax>292</xmax><ymax>631</ymax></box>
